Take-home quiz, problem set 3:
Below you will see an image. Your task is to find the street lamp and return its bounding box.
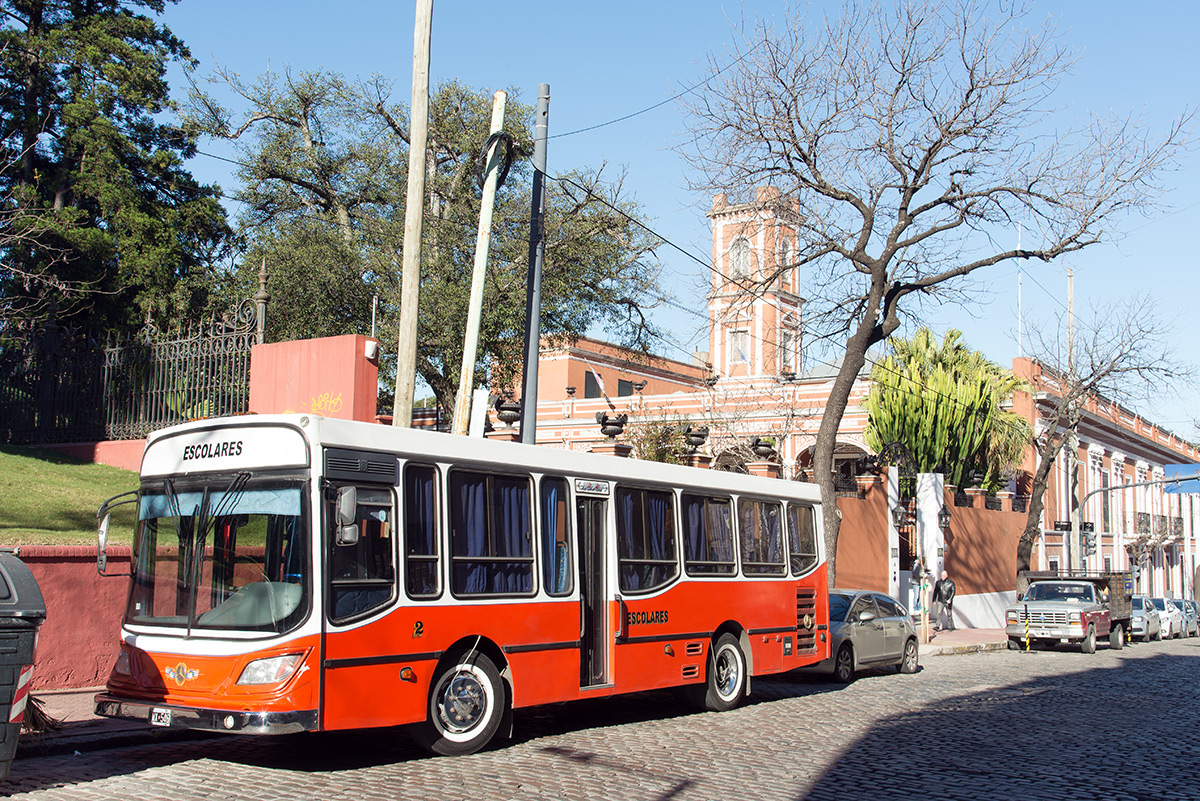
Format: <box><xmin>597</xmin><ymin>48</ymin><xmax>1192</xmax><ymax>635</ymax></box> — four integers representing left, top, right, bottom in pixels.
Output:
<box><xmin>891</xmin><ymin>503</ymin><xmax>909</xmax><ymax>529</ymax></box>
<box><xmin>938</xmin><ymin>505</ymin><xmax>952</xmax><ymax>530</ymax></box>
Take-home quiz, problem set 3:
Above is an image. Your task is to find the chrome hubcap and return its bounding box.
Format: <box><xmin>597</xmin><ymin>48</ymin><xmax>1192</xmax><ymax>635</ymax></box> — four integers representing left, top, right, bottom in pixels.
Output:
<box><xmin>436</xmin><ymin>670</ymin><xmax>486</xmax><ymax>733</ymax></box>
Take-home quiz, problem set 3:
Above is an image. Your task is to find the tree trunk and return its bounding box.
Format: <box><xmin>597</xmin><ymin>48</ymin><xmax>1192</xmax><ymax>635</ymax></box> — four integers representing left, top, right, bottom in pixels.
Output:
<box><xmin>1017</xmin><ymin>433</ymin><xmax>1064</xmax><ymax>573</ymax></box>
<box><xmin>815</xmin><ymin>327</ymin><xmax>874</xmax><ymax>587</ymax></box>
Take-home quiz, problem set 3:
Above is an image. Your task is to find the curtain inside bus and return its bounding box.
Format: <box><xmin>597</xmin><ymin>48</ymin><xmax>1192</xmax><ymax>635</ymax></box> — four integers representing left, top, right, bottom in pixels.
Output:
<box><xmin>450</xmin><ymin>472</ymin><xmax>533</xmax><ymax>595</ymax></box>
<box><xmin>404</xmin><ymin>466</ymin><xmax>439</xmax><ymax>597</ymax></box>
<box><xmin>616</xmin><ymin>488</ymin><xmax>678</xmax><ymax>592</ymax></box>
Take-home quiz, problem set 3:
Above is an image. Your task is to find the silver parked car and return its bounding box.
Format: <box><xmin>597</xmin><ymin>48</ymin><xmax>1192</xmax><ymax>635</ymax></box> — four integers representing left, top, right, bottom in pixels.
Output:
<box><xmin>807</xmin><ymin>589</ymin><xmax>919</xmax><ymax>682</ymax></box>
<box><xmin>1131</xmin><ymin>595</ymin><xmax>1162</xmax><ymax>642</ymax></box>
<box><xmin>1173</xmin><ymin>598</ymin><xmax>1199</xmax><ymax>637</ymax></box>
<box><xmin>1152</xmin><ymin>597</ymin><xmax>1184</xmax><ymax>639</ymax></box>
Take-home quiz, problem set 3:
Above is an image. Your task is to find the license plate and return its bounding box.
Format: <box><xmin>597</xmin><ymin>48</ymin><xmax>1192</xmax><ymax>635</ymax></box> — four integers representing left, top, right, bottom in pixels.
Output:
<box><xmin>149</xmin><ymin>708</ymin><xmax>172</xmax><ymax>727</ymax></box>
<box><xmin>1031</xmin><ymin>629</ymin><xmax>1055</xmax><ymax>638</ymax></box>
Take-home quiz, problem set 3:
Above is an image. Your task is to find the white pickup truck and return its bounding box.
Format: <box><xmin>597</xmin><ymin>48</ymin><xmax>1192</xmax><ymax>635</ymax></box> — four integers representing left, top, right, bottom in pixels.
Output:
<box><xmin>1005</xmin><ymin>572</ymin><xmax>1132</xmax><ymax>653</ymax></box>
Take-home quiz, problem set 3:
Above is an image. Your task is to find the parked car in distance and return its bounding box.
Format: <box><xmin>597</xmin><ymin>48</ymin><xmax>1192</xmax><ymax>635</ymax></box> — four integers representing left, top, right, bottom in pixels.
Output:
<box><xmin>804</xmin><ymin>589</ymin><xmax>919</xmax><ymax>682</ymax></box>
<box><xmin>1151</xmin><ymin>597</ymin><xmax>1183</xmax><ymax>639</ymax></box>
<box><xmin>1131</xmin><ymin>595</ymin><xmax>1162</xmax><ymax>642</ymax></box>
<box><xmin>1173</xmin><ymin>598</ymin><xmax>1199</xmax><ymax>637</ymax></box>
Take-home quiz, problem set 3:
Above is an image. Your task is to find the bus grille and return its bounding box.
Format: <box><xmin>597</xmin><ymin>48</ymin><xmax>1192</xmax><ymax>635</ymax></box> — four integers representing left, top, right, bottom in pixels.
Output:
<box><xmin>796</xmin><ymin>588</ymin><xmax>818</xmax><ymax>653</ymax></box>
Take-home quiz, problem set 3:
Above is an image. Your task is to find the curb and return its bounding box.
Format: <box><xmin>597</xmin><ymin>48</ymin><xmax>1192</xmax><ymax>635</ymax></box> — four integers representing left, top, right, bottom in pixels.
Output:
<box><xmin>924</xmin><ymin>641</ymin><xmax>1006</xmax><ymax>657</ymax></box>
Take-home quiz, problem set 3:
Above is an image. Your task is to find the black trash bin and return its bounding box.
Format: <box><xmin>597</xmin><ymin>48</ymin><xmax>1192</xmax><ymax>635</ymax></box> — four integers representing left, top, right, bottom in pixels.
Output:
<box><xmin>0</xmin><ymin>551</ymin><xmax>46</xmax><ymax>781</ymax></box>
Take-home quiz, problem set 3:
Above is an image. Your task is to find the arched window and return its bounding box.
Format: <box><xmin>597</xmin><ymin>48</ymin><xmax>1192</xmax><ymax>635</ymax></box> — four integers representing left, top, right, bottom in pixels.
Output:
<box><xmin>730</xmin><ymin>238</ymin><xmax>750</xmax><ymax>279</ymax></box>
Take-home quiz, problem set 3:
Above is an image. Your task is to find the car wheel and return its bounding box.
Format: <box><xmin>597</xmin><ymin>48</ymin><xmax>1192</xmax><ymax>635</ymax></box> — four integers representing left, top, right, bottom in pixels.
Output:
<box><xmin>1108</xmin><ymin>623</ymin><xmax>1125</xmax><ymax>651</ymax></box>
<box><xmin>898</xmin><ymin>638</ymin><xmax>918</xmax><ymax>673</ymax></box>
<box><xmin>410</xmin><ymin>652</ymin><xmax>505</xmax><ymax>756</ymax></box>
<box><xmin>1007</xmin><ymin>637</ymin><xmax>1024</xmax><ymax>651</ymax></box>
<box><xmin>1080</xmin><ymin>624</ymin><xmax>1096</xmax><ymax>654</ymax></box>
<box><xmin>1155</xmin><ymin>625</ymin><xmax>1164</xmax><ymax>641</ymax></box>
<box><xmin>833</xmin><ymin>643</ymin><xmax>855</xmax><ymax>683</ymax></box>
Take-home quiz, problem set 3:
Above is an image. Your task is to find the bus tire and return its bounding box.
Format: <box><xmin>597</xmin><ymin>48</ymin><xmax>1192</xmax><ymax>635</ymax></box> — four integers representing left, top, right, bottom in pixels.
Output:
<box><xmin>699</xmin><ymin>633</ymin><xmax>746</xmax><ymax>712</ymax></box>
<box><xmin>411</xmin><ymin>653</ymin><xmax>505</xmax><ymax>756</ymax></box>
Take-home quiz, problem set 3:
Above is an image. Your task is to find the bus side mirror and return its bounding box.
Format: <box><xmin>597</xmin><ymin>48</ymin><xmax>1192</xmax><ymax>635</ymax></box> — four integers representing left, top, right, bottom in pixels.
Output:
<box><xmin>335</xmin><ymin>486</ymin><xmax>359</xmax><ymax>546</ymax></box>
<box><xmin>97</xmin><ymin>490</ymin><xmax>137</xmax><ymax>577</ymax></box>
<box><xmin>97</xmin><ymin>513</ymin><xmax>110</xmax><ymax>574</ymax></box>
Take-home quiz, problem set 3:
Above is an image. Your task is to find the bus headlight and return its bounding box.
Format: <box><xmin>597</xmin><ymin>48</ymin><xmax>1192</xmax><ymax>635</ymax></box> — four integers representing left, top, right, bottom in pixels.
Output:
<box><xmin>236</xmin><ymin>653</ymin><xmax>305</xmax><ymax>686</ymax></box>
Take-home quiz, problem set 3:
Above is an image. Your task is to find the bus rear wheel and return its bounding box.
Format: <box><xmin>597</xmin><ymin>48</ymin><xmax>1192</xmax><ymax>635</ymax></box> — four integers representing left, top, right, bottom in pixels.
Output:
<box><xmin>691</xmin><ymin>633</ymin><xmax>746</xmax><ymax>712</ymax></box>
<box><xmin>410</xmin><ymin>653</ymin><xmax>505</xmax><ymax>756</ymax></box>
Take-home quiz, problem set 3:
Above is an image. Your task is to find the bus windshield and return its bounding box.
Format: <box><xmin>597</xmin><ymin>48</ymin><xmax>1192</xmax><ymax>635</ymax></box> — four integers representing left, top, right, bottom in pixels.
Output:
<box><xmin>127</xmin><ymin>476</ymin><xmax>309</xmax><ymax>634</ymax></box>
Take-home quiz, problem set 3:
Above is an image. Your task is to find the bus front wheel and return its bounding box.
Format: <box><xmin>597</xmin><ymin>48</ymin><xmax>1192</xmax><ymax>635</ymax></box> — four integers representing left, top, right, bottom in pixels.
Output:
<box><xmin>410</xmin><ymin>653</ymin><xmax>506</xmax><ymax>756</ymax></box>
<box><xmin>695</xmin><ymin>633</ymin><xmax>746</xmax><ymax>712</ymax></box>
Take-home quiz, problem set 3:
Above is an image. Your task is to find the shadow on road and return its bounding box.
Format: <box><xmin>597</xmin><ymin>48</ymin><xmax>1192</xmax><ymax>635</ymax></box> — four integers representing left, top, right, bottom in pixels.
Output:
<box><xmin>798</xmin><ymin>650</ymin><xmax>1200</xmax><ymax>801</ymax></box>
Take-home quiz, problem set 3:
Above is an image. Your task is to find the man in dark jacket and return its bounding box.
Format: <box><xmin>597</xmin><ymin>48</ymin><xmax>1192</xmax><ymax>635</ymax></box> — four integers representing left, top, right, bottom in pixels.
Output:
<box><xmin>931</xmin><ymin>570</ymin><xmax>956</xmax><ymax>631</ymax></box>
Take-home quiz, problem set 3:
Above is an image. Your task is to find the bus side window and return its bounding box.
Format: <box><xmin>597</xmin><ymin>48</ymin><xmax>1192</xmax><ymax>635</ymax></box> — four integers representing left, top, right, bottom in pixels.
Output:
<box><xmin>449</xmin><ymin>470</ymin><xmax>535</xmax><ymax>596</ymax></box>
<box><xmin>404</xmin><ymin>464</ymin><xmax>440</xmax><ymax>598</ymax></box>
<box><xmin>788</xmin><ymin>503</ymin><xmax>819</xmax><ymax>576</ymax></box>
<box><xmin>682</xmin><ymin>494</ymin><xmax>736</xmax><ymax>576</ymax></box>
<box><xmin>739</xmin><ymin>499</ymin><xmax>786</xmax><ymax>576</ymax></box>
<box><xmin>615</xmin><ymin>487</ymin><xmax>679</xmax><ymax>593</ymax></box>
<box><xmin>541</xmin><ymin>476</ymin><xmax>573</xmax><ymax>597</ymax></box>
<box><xmin>329</xmin><ymin>486</ymin><xmax>396</xmax><ymax>622</ymax></box>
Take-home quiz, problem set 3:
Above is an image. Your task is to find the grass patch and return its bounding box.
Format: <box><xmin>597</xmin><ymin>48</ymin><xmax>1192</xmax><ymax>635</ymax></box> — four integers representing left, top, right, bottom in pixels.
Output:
<box><xmin>0</xmin><ymin>445</ymin><xmax>138</xmax><ymax>547</ymax></box>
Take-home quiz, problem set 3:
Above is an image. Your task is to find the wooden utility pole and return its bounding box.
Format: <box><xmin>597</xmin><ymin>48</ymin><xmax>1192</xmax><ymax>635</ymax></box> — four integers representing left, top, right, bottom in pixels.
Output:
<box><xmin>451</xmin><ymin>91</ymin><xmax>507</xmax><ymax>436</ymax></box>
<box><xmin>392</xmin><ymin>0</ymin><xmax>434</xmax><ymax>427</ymax></box>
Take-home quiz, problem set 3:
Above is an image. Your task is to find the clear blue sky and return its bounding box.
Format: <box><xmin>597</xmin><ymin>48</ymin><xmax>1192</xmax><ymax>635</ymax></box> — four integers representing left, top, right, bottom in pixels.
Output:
<box><xmin>159</xmin><ymin>1</ymin><xmax>1200</xmax><ymax>436</ymax></box>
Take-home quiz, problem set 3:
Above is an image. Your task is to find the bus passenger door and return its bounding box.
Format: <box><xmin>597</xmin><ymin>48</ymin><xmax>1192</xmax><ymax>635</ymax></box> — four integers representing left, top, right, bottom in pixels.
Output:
<box><xmin>577</xmin><ymin>497</ymin><xmax>609</xmax><ymax>687</ymax></box>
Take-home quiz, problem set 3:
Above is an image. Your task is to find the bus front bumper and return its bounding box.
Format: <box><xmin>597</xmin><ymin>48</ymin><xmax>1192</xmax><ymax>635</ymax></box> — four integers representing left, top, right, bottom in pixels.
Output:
<box><xmin>94</xmin><ymin>693</ymin><xmax>318</xmax><ymax>735</ymax></box>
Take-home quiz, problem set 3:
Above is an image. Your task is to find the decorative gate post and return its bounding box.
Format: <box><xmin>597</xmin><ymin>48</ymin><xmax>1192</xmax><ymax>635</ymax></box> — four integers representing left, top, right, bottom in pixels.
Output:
<box><xmin>254</xmin><ymin>258</ymin><xmax>270</xmax><ymax>345</ymax></box>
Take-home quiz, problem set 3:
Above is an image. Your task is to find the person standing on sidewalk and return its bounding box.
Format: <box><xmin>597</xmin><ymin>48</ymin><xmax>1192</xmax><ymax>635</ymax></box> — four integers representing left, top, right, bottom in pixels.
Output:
<box><xmin>931</xmin><ymin>570</ymin><xmax>956</xmax><ymax>631</ymax></box>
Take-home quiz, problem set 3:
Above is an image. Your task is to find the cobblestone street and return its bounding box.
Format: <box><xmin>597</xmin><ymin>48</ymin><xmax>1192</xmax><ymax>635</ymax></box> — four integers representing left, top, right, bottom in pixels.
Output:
<box><xmin>6</xmin><ymin>638</ymin><xmax>1200</xmax><ymax>801</ymax></box>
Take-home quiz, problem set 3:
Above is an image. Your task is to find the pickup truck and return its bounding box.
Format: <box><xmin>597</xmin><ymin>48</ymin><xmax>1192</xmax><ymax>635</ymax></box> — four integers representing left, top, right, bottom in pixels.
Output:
<box><xmin>1005</xmin><ymin>572</ymin><xmax>1133</xmax><ymax>653</ymax></box>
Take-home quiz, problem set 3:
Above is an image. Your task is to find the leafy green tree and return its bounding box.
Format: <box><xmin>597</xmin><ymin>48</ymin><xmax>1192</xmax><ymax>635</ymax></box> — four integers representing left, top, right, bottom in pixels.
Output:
<box><xmin>626</xmin><ymin>414</ymin><xmax>692</xmax><ymax>465</ymax></box>
<box><xmin>0</xmin><ymin>0</ymin><xmax>231</xmax><ymax>331</ymax></box>
<box><xmin>864</xmin><ymin>328</ymin><xmax>1030</xmax><ymax>491</ymax></box>
<box><xmin>188</xmin><ymin>71</ymin><xmax>663</xmax><ymax>411</ymax></box>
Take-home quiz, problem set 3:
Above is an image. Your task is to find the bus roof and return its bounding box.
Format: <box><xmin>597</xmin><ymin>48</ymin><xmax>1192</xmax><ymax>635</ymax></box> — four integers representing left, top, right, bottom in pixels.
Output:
<box><xmin>143</xmin><ymin>413</ymin><xmax>822</xmax><ymax>503</ymax></box>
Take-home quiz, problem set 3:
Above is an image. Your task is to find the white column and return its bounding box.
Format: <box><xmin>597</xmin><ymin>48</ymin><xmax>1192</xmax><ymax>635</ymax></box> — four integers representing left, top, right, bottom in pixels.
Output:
<box><xmin>887</xmin><ymin>465</ymin><xmax>901</xmax><ymax>600</ymax></box>
<box><xmin>917</xmin><ymin>472</ymin><xmax>946</xmax><ymax>577</ymax></box>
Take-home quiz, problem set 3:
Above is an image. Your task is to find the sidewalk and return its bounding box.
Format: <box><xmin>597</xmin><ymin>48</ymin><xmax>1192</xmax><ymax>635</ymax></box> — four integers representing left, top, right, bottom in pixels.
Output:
<box><xmin>16</xmin><ymin>687</ymin><xmax>210</xmax><ymax>759</ymax></box>
<box><xmin>16</xmin><ymin>628</ymin><xmax>1007</xmax><ymax>758</ymax></box>
<box><xmin>920</xmin><ymin>626</ymin><xmax>1007</xmax><ymax>656</ymax></box>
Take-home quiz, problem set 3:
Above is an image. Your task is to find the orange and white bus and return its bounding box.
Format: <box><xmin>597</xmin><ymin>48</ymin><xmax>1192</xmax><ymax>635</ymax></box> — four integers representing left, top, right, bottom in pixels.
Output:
<box><xmin>94</xmin><ymin>413</ymin><xmax>829</xmax><ymax>755</ymax></box>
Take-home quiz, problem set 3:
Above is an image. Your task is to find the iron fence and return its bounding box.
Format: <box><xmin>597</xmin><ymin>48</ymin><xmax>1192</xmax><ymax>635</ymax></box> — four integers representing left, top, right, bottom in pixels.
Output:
<box><xmin>1</xmin><ymin>299</ymin><xmax>262</xmax><ymax>445</ymax></box>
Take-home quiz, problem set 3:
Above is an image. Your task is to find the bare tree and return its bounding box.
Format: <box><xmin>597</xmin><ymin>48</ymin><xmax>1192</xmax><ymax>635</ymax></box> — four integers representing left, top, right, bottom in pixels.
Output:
<box><xmin>681</xmin><ymin>0</ymin><xmax>1193</xmax><ymax>583</ymax></box>
<box><xmin>1017</xmin><ymin>297</ymin><xmax>1186</xmax><ymax>574</ymax></box>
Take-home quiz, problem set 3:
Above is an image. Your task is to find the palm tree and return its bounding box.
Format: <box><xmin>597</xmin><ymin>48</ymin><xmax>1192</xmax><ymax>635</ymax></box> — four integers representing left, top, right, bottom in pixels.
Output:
<box><xmin>864</xmin><ymin>328</ymin><xmax>1030</xmax><ymax>491</ymax></box>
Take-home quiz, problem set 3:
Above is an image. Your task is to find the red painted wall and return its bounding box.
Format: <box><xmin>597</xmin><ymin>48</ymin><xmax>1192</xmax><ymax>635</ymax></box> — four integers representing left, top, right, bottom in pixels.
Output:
<box><xmin>19</xmin><ymin>546</ymin><xmax>130</xmax><ymax>690</ymax></box>
<box><xmin>834</xmin><ymin>482</ymin><xmax>1023</xmax><ymax>596</ymax></box>
<box><xmin>835</xmin><ymin>480</ymin><xmax>889</xmax><ymax>592</ymax></box>
<box><xmin>249</xmin><ymin>334</ymin><xmax>380</xmax><ymax>421</ymax></box>
<box><xmin>43</xmin><ymin>439</ymin><xmax>146</xmax><ymax>472</ymax></box>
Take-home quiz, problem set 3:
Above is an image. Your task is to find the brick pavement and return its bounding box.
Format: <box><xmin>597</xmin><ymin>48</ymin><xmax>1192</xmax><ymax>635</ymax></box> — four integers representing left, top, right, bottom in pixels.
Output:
<box><xmin>6</xmin><ymin>634</ymin><xmax>1199</xmax><ymax>800</ymax></box>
